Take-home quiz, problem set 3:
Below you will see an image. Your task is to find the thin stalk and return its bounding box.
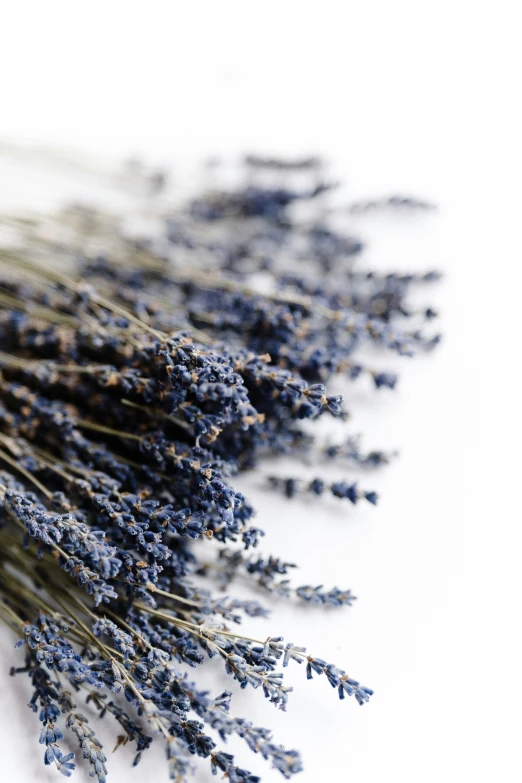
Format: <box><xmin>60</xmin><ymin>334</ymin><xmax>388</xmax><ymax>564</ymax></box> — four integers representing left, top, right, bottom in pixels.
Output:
<box><xmin>0</xmin><ymin>444</ymin><xmax>53</xmax><ymax>500</ymax></box>
<box><xmin>75</xmin><ymin>419</ymin><xmax>143</xmax><ymax>442</ymax></box>
<box><xmin>121</xmin><ymin>398</ymin><xmax>192</xmax><ymax>433</ymax></box>
<box><xmin>0</xmin><ymin>351</ymin><xmax>112</xmax><ymax>375</ymax></box>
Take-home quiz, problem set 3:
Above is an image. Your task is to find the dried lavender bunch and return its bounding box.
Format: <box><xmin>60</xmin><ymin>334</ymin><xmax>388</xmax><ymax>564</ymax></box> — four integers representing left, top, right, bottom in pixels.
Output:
<box><xmin>0</xmin><ymin>156</ymin><xmax>439</xmax><ymax>782</ymax></box>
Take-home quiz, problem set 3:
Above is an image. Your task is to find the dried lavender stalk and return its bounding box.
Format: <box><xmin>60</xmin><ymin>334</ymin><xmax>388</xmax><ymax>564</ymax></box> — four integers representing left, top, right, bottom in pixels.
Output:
<box><xmin>0</xmin><ymin>155</ymin><xmax>439</xmax><ymax>782</ymax></box>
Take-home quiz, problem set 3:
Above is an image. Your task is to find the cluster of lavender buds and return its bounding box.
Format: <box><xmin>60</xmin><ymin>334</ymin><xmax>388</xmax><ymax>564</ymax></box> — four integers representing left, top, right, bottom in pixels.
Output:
<box><xmin>0</xmin><ymin>154</ymin><xmax>439</xmax><ymax>782</ymax></box>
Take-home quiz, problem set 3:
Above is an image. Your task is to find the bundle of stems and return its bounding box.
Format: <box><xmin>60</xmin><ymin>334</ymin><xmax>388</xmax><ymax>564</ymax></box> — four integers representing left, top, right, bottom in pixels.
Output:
<box><xmin>0</xmin><ymin>156</ymin><xmax>439</xmax><ymax>782</ymax></box>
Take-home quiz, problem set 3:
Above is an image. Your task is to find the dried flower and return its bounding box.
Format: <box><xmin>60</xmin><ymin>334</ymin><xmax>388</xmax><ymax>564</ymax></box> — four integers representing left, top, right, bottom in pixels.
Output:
<box><xmin>0</xmin><ymin>154</ymin><xmax>439</xmax><ymax>781</ymax></box>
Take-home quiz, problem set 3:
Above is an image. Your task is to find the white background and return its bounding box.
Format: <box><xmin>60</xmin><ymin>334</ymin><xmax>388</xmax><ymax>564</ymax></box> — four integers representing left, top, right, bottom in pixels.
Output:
<box><xmin>1</xmin><ymin>3</ymin><xmax>521</xmax><ymax>782</ymax></box>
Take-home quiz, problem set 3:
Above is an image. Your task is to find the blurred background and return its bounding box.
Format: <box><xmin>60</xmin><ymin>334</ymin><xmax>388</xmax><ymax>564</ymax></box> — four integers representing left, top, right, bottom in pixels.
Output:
<box><xmin>1</xmin><ymin>3</ymin><xmax>521</xmax><ymax>782</ymax></box>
